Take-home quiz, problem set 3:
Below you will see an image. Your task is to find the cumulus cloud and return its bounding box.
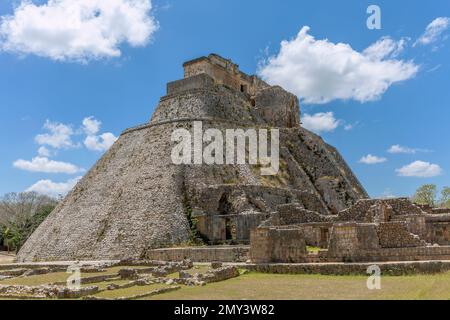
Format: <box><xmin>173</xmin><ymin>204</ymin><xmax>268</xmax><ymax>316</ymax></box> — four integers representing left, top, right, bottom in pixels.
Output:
<box><xmin>37</xmin><ymin>146</ymin><xmax>51</xmax><ymax>157</ymax></box>
<box><xmin>35</xmin><ymin>120</ymin><xmax>77</xmax><ymax>149</ymax></box>
<box><xmin>258</xmin><ymin>26</ymin><xmax>419</xmax><ymax>104</ymax></box>
<box><xmin>82</xmin><ymin>116</ymin><xmax>117</xmax><ymax>152</ymax></box>
<box><xmin>363</xmin><ymin>36</ymin><xmax>407</xmax><ymax>60</ymax></box>
<box><xmin>415</xmin><ymin>17</ymin><xmax>450</xmax><ymax>46</ymax></box>
<box><xmin>82</xmin><ymin>116</ymin><xmax>101</xmax><ymax>135</ymax></box>
<box><xmin>396</xmin><ymin>161</ymin><xmax>442</xmax><ymax>178</ymax></box>
<box><xmin>13</xmin><ymin>156</ymin><xmax>83</xmax><ymax>174</ymax></box>
<box><xmin>359</xmin><ymin>154</ymin><xmax>387</xmax><ymax>165</ymax></box>
<box><xmin>84</xmin><ymin>133</ymin><xmax>117</xmax><ymax>152</ymax></box>
<box><xmin>26</xmin><ymin>176</ymin><xmax>82</xmax><ymax>197</ymax></box>
<box><xmin>0</xmin><ymin>0</ymin><xmax>158</xmax><ymax>62</ymax></box>
<box><xmin>301</xmin><ymin>112</ymin><xmax>340</xmax><ymax>134</ymax></box>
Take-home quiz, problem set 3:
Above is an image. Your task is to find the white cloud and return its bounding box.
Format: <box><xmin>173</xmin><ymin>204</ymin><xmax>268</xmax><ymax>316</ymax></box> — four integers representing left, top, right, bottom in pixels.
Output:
<box><xmin>82</xmin><ymin>116</ymin><xmax>118</xmax><ymax>152</ymax></box>
<box><xmin>388</xmin><ymin>144</ymin><xmax>416</xmax><ymax>154</ymax></box>
<box><xmin>26</xmin><ymin>176</ymin><xmax>82</xmax><ymax>197</ymax></box>
<box><xmin>344</xmin><ymin>121</ymin><xmax>359</xmax><ymax>131</ymax></box>
<box><xmin>13</xmin><ymin>156</ymin><xmax>83</xmax><ymax>174</ymax></box>
<box><xmin>396</xmin><ymin>161</ymin><xmax>443</xmax><ymax>178</ymax></box>
<box><xmin>0</xmin><ymin>0</ymin><xmax>158</xmax><ymax>62</ymax></box>
<box><xmin>414</xmin><ymin>17</ymin><xmax>450</xmax><ymax>46</ymax></box>
<box><xmin>363</xmin><ymin>36</ymin><xmax>407</xmax><ymax>60</ymax></box>
<box><xmin>301</xmin><ymin>112</ymin><xmax>340</xmax><ymax>134</ymax></box>
<box><xmin>359</xmin><ymin>154</ymin><xmax>387</xmax><ymax>165</ymax></box>
<box><xmin>258</xmin><ymin>26</ymin><xmax>419</xmax><ymax>104</ymax></box>
<box><xmin>37</xmin><ymin>146</ymin><xmax>51</xmax><ymax>157</ymax></box>
<box><xmin>387</xmin><ymin>144</ymin><xmax>431</xmax><ymax>154</ymax></box>
<box><xmin>35</xmin><ymin>120</ymin><xmax>77</xmax><ymax>149</ymax></box>
<box><xmin>84</xmin><ymin>133</ymin><xmax>117</xmax><ymax>152</ymax></box>
<box><xmin>344</xmin><ymin>124</ymin><xmax>353</xmax><ymax>131</ymax></box>
<box><xmin>82</xmin><ymin>116</ymin><xmax>101</xmax><ymax>135</ymax></box>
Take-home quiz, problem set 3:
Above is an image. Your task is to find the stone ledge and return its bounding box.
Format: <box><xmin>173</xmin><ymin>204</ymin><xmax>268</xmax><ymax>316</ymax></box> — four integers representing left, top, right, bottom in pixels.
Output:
<box><xmin>240</xmin><ymin>260</ymin><xmax>450</xmax><ymax>276</ymax></box>
<box><xmin>145</xmin><ymin>246</ymin><xmax>250</xmax><ymax>263</ymax></box>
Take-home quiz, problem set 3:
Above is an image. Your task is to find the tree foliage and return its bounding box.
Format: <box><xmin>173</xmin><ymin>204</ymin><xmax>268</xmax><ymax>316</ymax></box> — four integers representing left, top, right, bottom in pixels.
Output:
<box><xmin>412</xmin><ymin>184</ymin><xmax>450</xmax><ymax>208</ymax></box>
<box><xmin>412</xmin><ymin>184</ymin><xmax>437</xmax><ymax>207</ymax></box>
<box><xmin>441</xmin><ymin>187</ymin><xmax>450</xmax><ymax>208</ymax></box>
<box><xmin>0</xmin><ymin>192</ymin><xmax>58</xmax><ymax>252</ymax></box>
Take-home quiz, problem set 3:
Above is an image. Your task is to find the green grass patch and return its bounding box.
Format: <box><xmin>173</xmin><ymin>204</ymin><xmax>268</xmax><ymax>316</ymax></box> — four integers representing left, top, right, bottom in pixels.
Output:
<box><xmin>81</xmin><ymin>279</ymin><xmax>131</xmax><ymax>290</ymax></box>
<box><xmin>0</xmin><ymin>266</ymin><xmax>150</xmax><ymax>286</ymax></box>
<box><xmin>150</xmin><ymin>271</ymin><xmax>450</xmax><ymax>300</ymax></box>
<box><xmin>93</xmin><ymin>283</ymin><xmax>168</xmax><ymax>299</ymax></box>
<box><xmin>306</xmin><ymin>246</ymin><xmax>321</xmax><ymax>254</ymax></box>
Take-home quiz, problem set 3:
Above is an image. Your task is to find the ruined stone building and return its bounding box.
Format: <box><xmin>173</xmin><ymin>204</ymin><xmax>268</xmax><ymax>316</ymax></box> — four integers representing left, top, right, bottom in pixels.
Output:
<box><xmin>17</xmin><ymin>54</ymin><xmax>450</xmax><ymax>263</ymax></box>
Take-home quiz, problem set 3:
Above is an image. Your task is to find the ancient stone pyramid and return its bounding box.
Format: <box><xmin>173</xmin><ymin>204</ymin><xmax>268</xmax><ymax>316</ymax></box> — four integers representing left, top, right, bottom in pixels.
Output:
<box><xmin>18</xmin><ymin>54</ymin><xmax>368</xmax><ymax>262</ymax></box>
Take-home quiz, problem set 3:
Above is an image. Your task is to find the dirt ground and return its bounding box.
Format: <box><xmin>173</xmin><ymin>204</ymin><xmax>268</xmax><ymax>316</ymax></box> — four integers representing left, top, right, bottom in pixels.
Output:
<box><xmin>0</xmin><ymin>252</ymin><xmax>15</xmax><ymax>264</ymax></box>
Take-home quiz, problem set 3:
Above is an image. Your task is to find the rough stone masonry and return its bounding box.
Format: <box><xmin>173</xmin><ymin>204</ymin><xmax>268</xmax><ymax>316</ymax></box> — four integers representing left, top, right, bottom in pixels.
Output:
<box><xmin>17</xmin><ymin>54</ymin><xmax>369</xmax><ymax>262</ymax></box>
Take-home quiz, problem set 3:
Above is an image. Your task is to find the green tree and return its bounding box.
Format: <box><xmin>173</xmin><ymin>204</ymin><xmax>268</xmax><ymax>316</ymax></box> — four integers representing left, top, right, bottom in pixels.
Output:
<box><xmin>0</xmin><ymin>192</ymin><xmax>58</xmax><ymax>252</ymax></box>
<box><xmin>412</xmin><ymin>184</ymin><xmax>437</xmax><ymax>207</ymax></box>
<box><xmin>440</xmin><ymin>187</ymin><xmax>450</xmax><ymax>208</ymax></box>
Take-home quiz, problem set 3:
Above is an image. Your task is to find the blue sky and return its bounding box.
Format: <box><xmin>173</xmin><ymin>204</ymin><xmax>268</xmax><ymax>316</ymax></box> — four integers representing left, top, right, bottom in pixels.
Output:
<box><xmin>0</xmin><ymin>0</ymin><xmax>449</xmax><ymax>199</ymax></box>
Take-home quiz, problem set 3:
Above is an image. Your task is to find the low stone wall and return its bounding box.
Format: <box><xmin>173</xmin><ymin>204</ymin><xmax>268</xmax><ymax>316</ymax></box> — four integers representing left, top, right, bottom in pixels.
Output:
<box><xmin>144</xmin><ymin>246</ymin><xmax>249</xmax><ymax>263</ymax></box>
<box><xmin>200</xmin><ymin>266</ymin><xmax>240</xmax><ymax>283</ymax></box>
<box><xmin>328</xmin><ymin>245</ymin><xmax>450</xmax><ymax>262</ymax></box>
<box><xmin>242</xmin><ymin>261</ymin><xmax>450</xmax><ymax>276</ymax></box>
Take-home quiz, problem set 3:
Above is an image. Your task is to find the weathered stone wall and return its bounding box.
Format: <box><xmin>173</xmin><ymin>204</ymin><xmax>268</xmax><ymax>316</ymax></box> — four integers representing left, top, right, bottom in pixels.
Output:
<box><xmin>377</xmin><ymin>222</ymin><xmax>425</xmax><ymax>248</ymax></box>
<box><xmin>243</xmin><ymin>261</ymin><xmax>450</xmax><ymax>275</ymax></box>
<box><xmin>426</xmin><ymin>214</ymin><xmax>450</xmax><ymax>245</ymax></box>
<box><xmin>336</xmin><ymin>198</ymin><xmax>426</xmax><ymax>222</ymax></box>
<box><xmin>144</xmin><ymin>246</ymin><xmax>249</xmax><ymax>262</ymax></box>
<box><xmin>254</xmin><ymin>86</ymin><xmax>300</xmax><ymax>128</ymax></box>
<box><xmin>267</xmin><ymin>203</ymin><xmax>331</xmax><ymax>225</ymax></box>
<box><xmin>183</xmin><ymin>56</ymin><xmax>242</xmax><ymax>92</ymax></box>
<box><xmin>183</xmin><ymin>54</ymin><xmax>269</xmax><ymax>96</ymax></box>
<box><xmin>327</xmin><ymin>246</ymin><xmax>450</xmax><ymax>262</ymax></box>
<box><xmin>200</xmin><ymin>266</ymin><xmax>240</xmax><ymax>283</ymax></box>
<box><xmin>193</xmin><ymin>185</ymin><xmax>299</xmax><ymax>216</ymax></box>
<box><xmin>327</xmin><ymin>223</ymin><xmax>380</xmax><ymax>258</ymax></box>
<box><xmin>431</xmin><ymin>208</ymin><xmax>450</xmax><ymax>214</ymax></box>
<box><xmin>283</xmin><ymin>129</ymin><xmax>369</xmax><ymax>213</ymax></box>
<box><xmin>167</xmin><ymin>73</ymin><xmax>215</xmax><ymax>95</ymax></box>
<box><xmin>151</xmin><ymin>87</ymin><xmax>258</xmax><ymax>125</ymax></box>
<box><xmin>195</xmin><ymin>213</ymin><xmax>267</xmax><ymax>243</ymax></box>
<box><xmin>298</xmin><ymin>223</ymin><xmax>333</xmax><ymax>248</ymax></box>
<box><xmin>249</xmin><ymin>228</ymin><xmax>272</xmax><ymax>263</ymax></box>
<box><xmin>250</xmin><ymin>227</ymin><xmax>307</xmax><ymax>263</ymax></box>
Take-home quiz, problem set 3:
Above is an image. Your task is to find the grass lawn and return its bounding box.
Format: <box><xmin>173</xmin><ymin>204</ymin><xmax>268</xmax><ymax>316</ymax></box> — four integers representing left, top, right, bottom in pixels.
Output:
<box><xmin>0</xmin><ymin>266</ymin><xmax>148</xmax><ymax>286</ymax></box>
<box><xmin>94</xmin><ymin>283</ymin><xmax>169</xmax><ymax>299</ymax></box>
<box><xmin>2</xmin><ymin>264</ymin><xmax>449</xmax><ymax>300</ymax></box>
<box><xmin>150</xmin><ymin>271</ymin><xmax>450</xmax><ymax>300</ymax></box>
